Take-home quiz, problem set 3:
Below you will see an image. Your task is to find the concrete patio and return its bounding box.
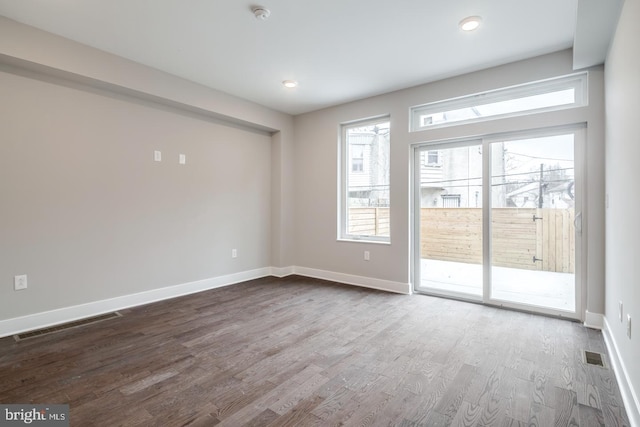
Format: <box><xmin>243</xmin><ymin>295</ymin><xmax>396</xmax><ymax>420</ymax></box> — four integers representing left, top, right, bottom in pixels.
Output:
<box><xmin>419</xmin><ymin>258</ymin><xmax>575</xmax><ymax>312</ymax></box>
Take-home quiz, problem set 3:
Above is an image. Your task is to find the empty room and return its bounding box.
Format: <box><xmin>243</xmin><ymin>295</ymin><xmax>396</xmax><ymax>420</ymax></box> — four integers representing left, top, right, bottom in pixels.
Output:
<box><xmin>0</xmin><ymin>1</ymin><xmax>638</xmax><ymax>426</ymax></box>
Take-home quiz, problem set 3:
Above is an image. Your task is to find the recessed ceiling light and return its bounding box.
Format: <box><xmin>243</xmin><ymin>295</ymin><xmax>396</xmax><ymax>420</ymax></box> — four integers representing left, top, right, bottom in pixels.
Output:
<box><xmin>282</xmin><ymin>80</ymin><xmax>298</xmax><ymax>88</ymax></box>
<box><xmin>459</xmin><ymin>16</ymin><xmax>482</xmax><ymax>32</ymax></box>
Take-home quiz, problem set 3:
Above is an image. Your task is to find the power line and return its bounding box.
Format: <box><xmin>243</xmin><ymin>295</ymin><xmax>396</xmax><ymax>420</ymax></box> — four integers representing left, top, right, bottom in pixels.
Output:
<box><xmin>421</xmin><ymin>167</ymin><xmax>574</xmax><ymax>186</ymax></box>
<box><xmin>507</xmin><ymin>151</ymin><xmax>573</xmax><ymax>162</ymax></box>
<box><xmin>420</xmin><ymin>178</ymin><xmax>574</xmax><ymax>190</ymax></box>
<box><xmin>492</xmin><ymin>178</ymin><xmax>573</xmax><ymax>187</ymax></box>
<box><xmin>497</xmin><ymin>167</ymin><xmax>574</xmax><ymax>179</ymax></box>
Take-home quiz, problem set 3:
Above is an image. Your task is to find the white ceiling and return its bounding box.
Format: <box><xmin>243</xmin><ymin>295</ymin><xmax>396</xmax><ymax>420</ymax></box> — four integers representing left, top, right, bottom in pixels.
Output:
<box><xmin>0</xmin><ymin>1</ymin><xmax>614</xmax><ymax>115</ymax></box>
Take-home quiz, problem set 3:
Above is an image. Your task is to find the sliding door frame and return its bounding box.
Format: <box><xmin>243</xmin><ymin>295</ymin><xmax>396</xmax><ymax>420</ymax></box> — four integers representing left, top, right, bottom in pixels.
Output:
<box><xmin>412</xmin><ymin>124</ymin><xmax>586</xmax><ymax>320</ymax></box>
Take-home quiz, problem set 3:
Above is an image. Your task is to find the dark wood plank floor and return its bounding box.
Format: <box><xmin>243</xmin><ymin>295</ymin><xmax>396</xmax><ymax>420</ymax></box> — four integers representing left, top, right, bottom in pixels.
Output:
<box><xmin>0</xmin><ymin>276</ymin><xmax>630</xmax><ymax>426</ymax></box>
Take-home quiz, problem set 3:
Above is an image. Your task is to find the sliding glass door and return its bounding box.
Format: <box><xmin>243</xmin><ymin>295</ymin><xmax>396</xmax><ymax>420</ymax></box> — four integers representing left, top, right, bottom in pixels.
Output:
<box><xmin>414</xmin><ymin>127</ymin><xmax>583</xmax><ymax>317</ymax></box>
<box><xmin>415</xmin><ymin>141</ymin><xmax>483</xmax><ymax>300</ymax></box>
<box><xmin>488</xmin><ymin>132</ymin><xmax>580</xmax><ymax>313</ymax></box>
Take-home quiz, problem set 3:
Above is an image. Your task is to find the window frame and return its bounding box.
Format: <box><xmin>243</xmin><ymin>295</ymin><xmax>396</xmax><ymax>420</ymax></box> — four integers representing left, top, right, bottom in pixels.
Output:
<box><xmin>410</xmin><ymin>72</ymin><xmax>588</xmax><ymax>132</ymax></box>
<box><xmin>339</xmin><ymin>116</ymin><xmax>391</xmax><ymax>243</ymax></box>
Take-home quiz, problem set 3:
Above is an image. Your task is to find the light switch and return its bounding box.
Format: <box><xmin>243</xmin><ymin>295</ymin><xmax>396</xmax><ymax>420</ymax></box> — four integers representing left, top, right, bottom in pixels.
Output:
<box><xmin>154</xmin><ymin>151</ymin><xmax>162</xmax><ymax>162</ymax></box>
<box><xmin>179</xmin><ymin>154</ymin><xmax>186</xmax><ymax>165</ymax></box>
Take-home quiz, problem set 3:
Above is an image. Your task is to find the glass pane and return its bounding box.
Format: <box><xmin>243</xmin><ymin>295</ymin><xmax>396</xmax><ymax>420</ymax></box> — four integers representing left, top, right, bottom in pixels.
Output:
<box><xmin>420</xmin><ymin>89</ymin><xmax>575</xmax><ymax>127</ymax></box>
<box><xmin>490</xmin><ymin>134</ymin><xmax>575</xmax><ymax>312</ymax></box>
<box><xmin>345</xmin><ymin>121</ymin><xmax>390</xmax><ymax>239</ymax></box>
<box><xmin>410</xmin><ymin>73</ymin><xmax>587</xmax><ymax>131</ymax></box>
<box><xmin>418</xmin><ymin>145</ymin><xmax>483</xmax><ymax>298</ymax></box>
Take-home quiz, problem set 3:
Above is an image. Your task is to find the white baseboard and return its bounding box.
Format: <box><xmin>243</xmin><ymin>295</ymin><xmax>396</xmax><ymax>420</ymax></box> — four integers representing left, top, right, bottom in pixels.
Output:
<box><xmin>0</xmin><ymin>265</ymin><xmax>410</xmax><ymax>339</ymax></box>
<box><xmin>292</xmin><ymin>266</ymin><xmax>411</xmax><ymax>295</ymax></box>
<box><xmin>270</xmin><ymin>265</ymin><xmax>295</xmax><ymax>278</ymax></box>
<box><xmin>603</xmin><ymin>317</ymin><xmax>640</xmax><ymax>427</ymax></box>
<box><xmin>584</xmin><ymin>310</ymin><xmax>604</xmax><ymax>329</ymax></box>
<box><xmin>0</xmin><ymin>267</ymin><xmax>271</xmax><ymax>339</ymax></box>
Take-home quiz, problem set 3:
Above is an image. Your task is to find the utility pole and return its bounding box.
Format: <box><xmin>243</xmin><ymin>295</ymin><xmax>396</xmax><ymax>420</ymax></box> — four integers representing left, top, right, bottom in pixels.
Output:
<box><xmin>538</xmin><ymin>163</ymin><xmax>544</xmax><ymax>208</ymax></box>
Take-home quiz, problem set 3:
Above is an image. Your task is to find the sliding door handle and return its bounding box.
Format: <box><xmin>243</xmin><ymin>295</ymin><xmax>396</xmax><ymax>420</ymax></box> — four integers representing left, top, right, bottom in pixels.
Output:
<box><xmin>574</xmin><ymin>211</ymin><xmax>582</xmax><ymax>234</ymax></box>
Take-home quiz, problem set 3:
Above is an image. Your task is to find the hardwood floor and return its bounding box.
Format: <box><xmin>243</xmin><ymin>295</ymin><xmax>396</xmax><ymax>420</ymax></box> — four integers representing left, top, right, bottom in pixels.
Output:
<box><xmin>0</xmin><ymin>276</ymin><xmax>630</xmax><ymax>426</ymax></box>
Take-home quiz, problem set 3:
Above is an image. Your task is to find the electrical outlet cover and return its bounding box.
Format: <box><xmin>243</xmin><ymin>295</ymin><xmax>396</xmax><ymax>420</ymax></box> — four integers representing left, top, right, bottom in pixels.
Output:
<box><xmin>14</xmin><ymin>274</ymin><xmax>28</xmax><ymax>291</ymax></box>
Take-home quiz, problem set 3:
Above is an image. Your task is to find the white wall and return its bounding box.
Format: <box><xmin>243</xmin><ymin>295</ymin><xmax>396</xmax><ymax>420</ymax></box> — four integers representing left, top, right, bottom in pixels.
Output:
<box><xmin>0</xmin><ymin>16</ymin><xmax>297</xmax><ymax>271</ymax></box>
<box><xmin>293</xmin><ymin>49</ymin><xmax>606</xmax><ymax>317</ymax></box>
<box><xmin>604</xmin><ymin>0</ymin><xmax>640</xmax><ymax>422</ymax></box>
<box><xmin>0</xmin><ymin>17</ymin><xmax>296</xmax><ymax>333</ymax></box>
<box><xmin>0</xmin><ymin>67</ymin><xmax>272</xmax><ymax>320</ymax></box>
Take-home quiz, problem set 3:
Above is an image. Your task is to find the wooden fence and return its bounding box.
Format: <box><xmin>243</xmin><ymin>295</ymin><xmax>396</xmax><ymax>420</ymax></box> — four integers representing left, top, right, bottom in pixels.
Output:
<box><xmin>348</xmin><ymin>207</ymin><xmax>390</xmax><ymax>237</ymax></box>
<box><xmin>421</xmin><ymin>208</ymin><xmax>575</xmax><ymax>273</ymax></box>
<box><xmin>349</xmin><ymin>207</ymin><xmax>575</xmax><ymax>273</ymax></box>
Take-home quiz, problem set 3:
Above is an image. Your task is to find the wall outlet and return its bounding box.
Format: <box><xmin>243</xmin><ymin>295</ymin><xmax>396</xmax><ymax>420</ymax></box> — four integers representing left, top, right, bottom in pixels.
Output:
<box><xmin>179</xmin><ymin>154</ymin><xmax>186</xmax><ymax>164</ymax></box>
<box><xmin>154</xmin><ymin>150</ymin><xmax>162</xmax><ymax>162</ymax></box>
<box><xmin>619</xmin><ymin>301</ymin><xmax>624</xmax><ymax>322</ymax></box>
<box><xmin>627</xmin><ymin>315</ymin><xmax>632</xmax><ymax>339</ymax></box>
<box><xmin>14</xmin><ymin>274</ymin><xmax>28</xmax><ymax>291</ymax></box>
<box><xmin>364</xmin><ymin>251</ymin><xmax>370</xmax><ymax>261</ymax></box>
<box><xmin>232</xmin><ymin>249</ymin><xmax>237</xmax><ymax>258</ymax></box>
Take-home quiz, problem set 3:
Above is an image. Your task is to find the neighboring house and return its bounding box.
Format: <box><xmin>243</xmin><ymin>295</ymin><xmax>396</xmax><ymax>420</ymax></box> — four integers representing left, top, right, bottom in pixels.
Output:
<box><xmin>348</xmin><ymin>126</ymin><xmax>390</xmax><ymax>208</ymax></box>
<box><xmin>506</xmin><ymin>178</ymin><xmax>575</xmax><ymax>209</ymax></box>
<box><xmin>419</xmin><ymin>144</ymin><xmax>575</xmax><ymax>210</ymax></box>
<box><xmin>419</xmin><ymin>143</ymin><xmax>506</xmax><ymax>208</ymax></box>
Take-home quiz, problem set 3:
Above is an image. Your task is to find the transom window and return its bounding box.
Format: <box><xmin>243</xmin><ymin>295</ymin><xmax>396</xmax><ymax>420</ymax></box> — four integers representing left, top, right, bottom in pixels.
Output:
<box><xmin>410</xmin><ymin>72</ymin><xmax>588</xmax><ymax>131</ymax></box>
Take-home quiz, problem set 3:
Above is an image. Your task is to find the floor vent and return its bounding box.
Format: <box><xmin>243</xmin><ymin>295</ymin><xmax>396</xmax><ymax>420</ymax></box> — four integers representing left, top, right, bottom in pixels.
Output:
<box><xmin>13</xmin><ymin>312</ymin><xmax>122</xmax><ymax>342</ymax></box>
<box><xmin>582</xmin><ymin>350</ymin><xmax>607</xmax><ymax>368</ymax></box>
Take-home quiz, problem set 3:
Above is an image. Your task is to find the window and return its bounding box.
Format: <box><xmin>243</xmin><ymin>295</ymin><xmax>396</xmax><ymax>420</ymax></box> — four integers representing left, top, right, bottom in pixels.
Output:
<box><xmin>351</xmin><ymin>144</ymin><xmax>365</xmax><ymax>172</ymax></box>
<box><xmin>424</xmin><ymin>150</ymin><xmax>439</xmax><ymax>166</ymax></box>
<box><xmin>441</xmin><ymin>194</ymin><xmax>461</xmax><ymax>207</ymax></box>
<box><xmin>340</xmin><ymin>117</ymin><xmax>390</xmax><ymax>242</ymax></box>
<box><xmin>352</xmin><ymin>157</ymin><xmax>364</xmax><ymax>172</ymax></box>
<box><xmin>410</xmin><ymin>72</ymin><xmax>588</xmax><ymax>131</ymax></box>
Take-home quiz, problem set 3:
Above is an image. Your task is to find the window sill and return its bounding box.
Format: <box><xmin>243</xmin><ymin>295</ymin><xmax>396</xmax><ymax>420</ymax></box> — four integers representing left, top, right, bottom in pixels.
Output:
<box><xmin>337</xmin><ymin>238</ymin><xmax>391</xmax><ymax>245</ymax></box>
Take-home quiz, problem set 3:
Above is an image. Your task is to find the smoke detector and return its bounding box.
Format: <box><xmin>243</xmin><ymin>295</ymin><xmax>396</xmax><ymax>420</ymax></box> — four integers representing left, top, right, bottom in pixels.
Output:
<box><xmin>252</xmin><ymin>6</ymin><xmax>271</xmax><ymax>21</ymax></box>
